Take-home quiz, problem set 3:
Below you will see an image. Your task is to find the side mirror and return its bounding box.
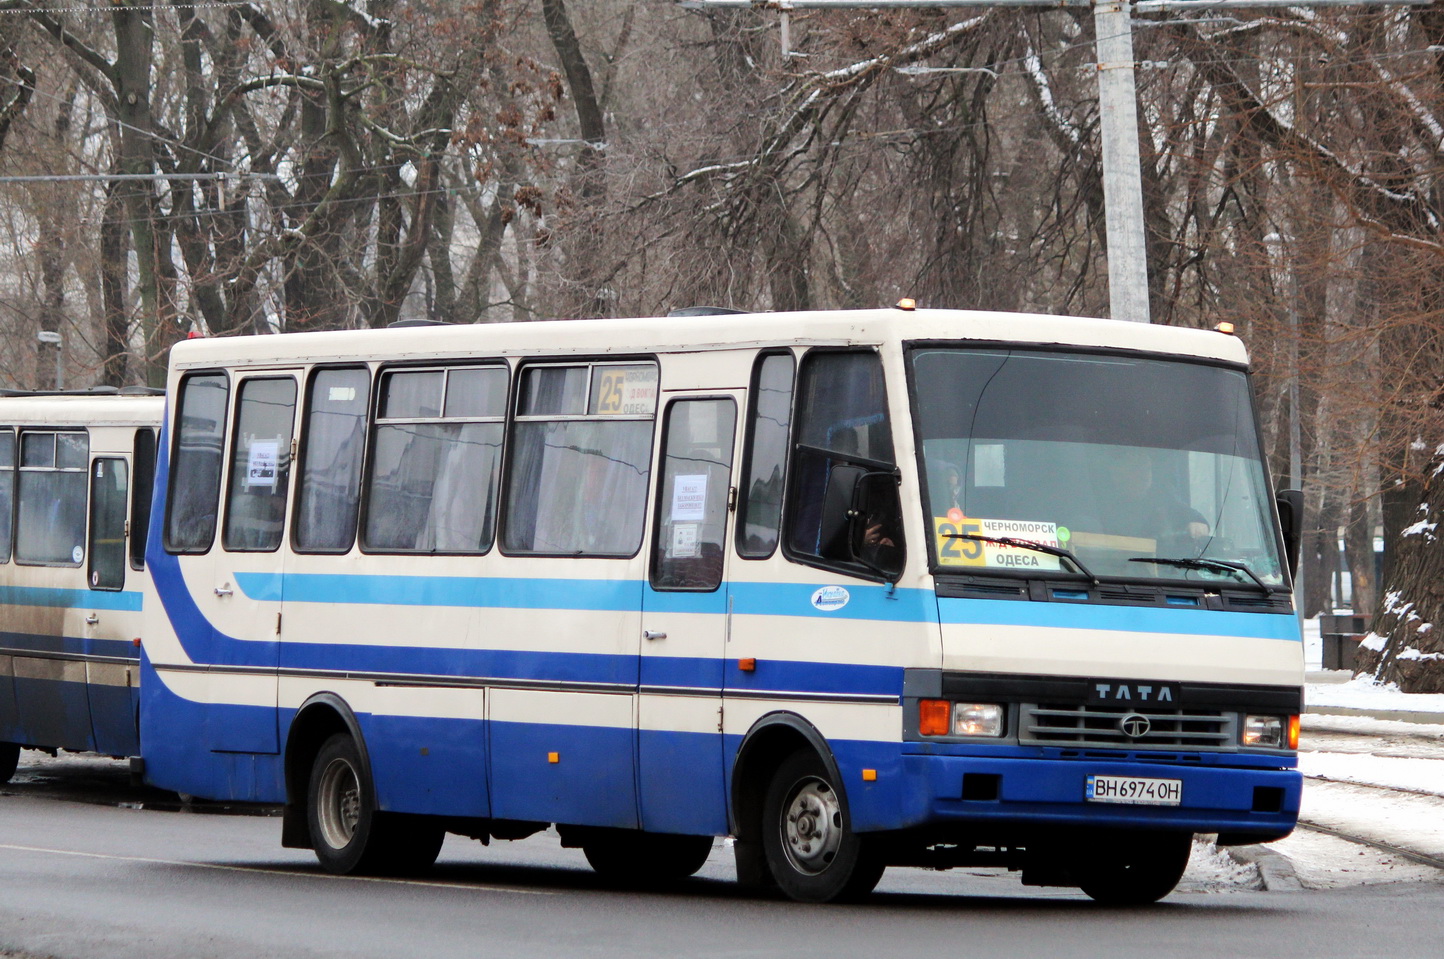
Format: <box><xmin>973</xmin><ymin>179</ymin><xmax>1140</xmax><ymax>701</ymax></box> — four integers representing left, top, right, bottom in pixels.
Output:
<box><xmin>1275</xmin><ymin>488</ymin><xmax>1303</xmax><ymax>581</ymax></box>
<box><xmin>817</xmin><ymin>463</ymin><xmax>866</xmax><ymax>560</ymax></box>
<box><xmin>850</xmin><ymin>471</ymin><xmax>905</xmax><ymax>582</ymax></box>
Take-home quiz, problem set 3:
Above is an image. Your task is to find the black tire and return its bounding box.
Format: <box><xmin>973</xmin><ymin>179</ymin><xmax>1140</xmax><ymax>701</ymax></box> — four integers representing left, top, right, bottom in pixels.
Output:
<box><xmin>582</xmin><ymin>830</ymin><xmax>714</xmax><ymax>883</ymax></box>
<box><xmin>761</xmin><ymin>750</ymin><xmax>884</xmax><ymax>903</ymax></box>
<box><xmin>306</xmin><ymin>733</ymin><xmax>444</xmax><ymax>876</ymax></box>
<box><xmin>1073</xmin><ymin>831</ymin><xmax>1192</xmax><ymax>905</ymax></box>
<box><xmin>0</xmin><ymin>742</ymin><xmax>19</xmax><ymax>783</ymax></box>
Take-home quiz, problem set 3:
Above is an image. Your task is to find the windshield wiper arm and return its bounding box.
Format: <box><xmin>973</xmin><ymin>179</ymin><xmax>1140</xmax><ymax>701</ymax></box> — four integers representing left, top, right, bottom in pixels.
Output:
<box><xmin>1128</xmin><ymin>556</ymin><xmax>1272</xmax><ymax>593</ymax></box>
<box><xmin>946</xmin><ymin>533</ymin><xmax>1099</xmax><ymax>585</ymax></box>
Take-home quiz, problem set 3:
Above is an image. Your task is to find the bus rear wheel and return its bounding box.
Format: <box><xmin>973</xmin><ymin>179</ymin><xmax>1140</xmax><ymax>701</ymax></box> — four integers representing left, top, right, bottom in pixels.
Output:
<box><xmin>761</xmin><ymin>750</ymin><xmax>884</xmax><ymax>903</ymax></box>
<box><xmin>1073</xmin><ymin>831</ymin><xmax>1192</xmax><ymax>905</ymax></box>
<box><xmin>306</xmin><ymin>733</ymin><xmax>444</xmax><ymax>876</ymax></box>
<box><xmin>0</xmin><ymin>742</ymin><xmax>19</xmax><ymax>783</ymax></box>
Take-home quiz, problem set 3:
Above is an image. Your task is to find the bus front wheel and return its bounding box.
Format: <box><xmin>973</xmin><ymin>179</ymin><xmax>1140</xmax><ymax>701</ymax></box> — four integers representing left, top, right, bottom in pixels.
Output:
<box><xmin>1072</xmin><ymin>831</ymin><xmax>1192</xmax><ymax>905</ymax></box>
<box><xmin>306</xmin><ymin>733</ymin><xmax>444</xmax><ymax>876</ymax></box>
<box><xmin>0</xmin><ymin>742</ymin><xmax>19</xmax><ymax>783</ymax></box>
<box><xmin>761</xmin><ymin>750</ymin><xmax>884</xmax><ymax>902</ymax></box>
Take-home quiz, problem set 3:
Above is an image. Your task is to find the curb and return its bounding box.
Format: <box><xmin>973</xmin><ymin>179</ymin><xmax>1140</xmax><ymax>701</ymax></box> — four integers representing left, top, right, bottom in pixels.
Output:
<box><xmin>1306</xmin><ymin>706</ymin><xmax>1444</xmax><ymax>727</ymax></box>
<box><xmin>1225</xmin><ymin>844</ymin><xmax>1303</xmax><ymax>891</ymax></box>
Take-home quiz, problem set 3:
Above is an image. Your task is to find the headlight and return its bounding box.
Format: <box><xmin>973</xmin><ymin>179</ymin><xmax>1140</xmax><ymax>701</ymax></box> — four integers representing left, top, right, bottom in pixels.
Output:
<box><xmin>1242</xmin><ymin>714</ymin><xmax>1284</xmax><ymax>748</ymax></box>
<box><xmin>918</xmin><ymin>700</ymin><xmax>1005</xmax><ymax>737</ymax></box>
<box><xmin>953</xmin><ymin>703</ymin><xmax>1004</xmax><ymax>737</ymax></box>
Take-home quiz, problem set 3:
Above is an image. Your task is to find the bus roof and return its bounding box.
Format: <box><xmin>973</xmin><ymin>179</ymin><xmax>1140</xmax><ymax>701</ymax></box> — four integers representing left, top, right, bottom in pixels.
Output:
<box><xmin>168</xmin><ymin>308</ymin><xmax>1251</xmax><ymax>370</ymax></box>
<box><xmin>0</xmin><ymin>393</ymin><xmax>164</xmax><ymax>427</ymax></box>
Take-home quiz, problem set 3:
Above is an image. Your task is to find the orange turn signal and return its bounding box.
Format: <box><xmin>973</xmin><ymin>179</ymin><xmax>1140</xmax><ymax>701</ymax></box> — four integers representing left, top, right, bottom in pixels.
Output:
<box><xmin>919</xmin><ymin>699</ymin><xmax>950</xmax><ymax>736</ymax></box>
<box><xmin>738</xmin><ymin>658</ymin><xmax>756</xmax><ymax>673</ymax></box>
<box><xmin>1287</xmin><ymin>715</ymin><xmax>1300</xmax><ymax>750</ymax></box>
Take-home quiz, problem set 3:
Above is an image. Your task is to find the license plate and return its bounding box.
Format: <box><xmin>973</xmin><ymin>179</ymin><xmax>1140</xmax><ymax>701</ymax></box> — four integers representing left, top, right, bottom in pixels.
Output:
<box><xmin>1085</xmin><ymin>775</ymin><xmax>1182</xmax><ymax>806</ymax></box>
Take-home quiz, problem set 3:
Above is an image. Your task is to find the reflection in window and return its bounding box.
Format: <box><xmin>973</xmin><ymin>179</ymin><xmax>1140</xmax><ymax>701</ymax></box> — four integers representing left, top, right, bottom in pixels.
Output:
<box><xmin>0</xmin><ymin>429</ymin><xmax>12</xmax><ymax>563</ymax></box>
<box><xmin>737</xmin><ymin>352</ymin><xmax>792</xmax><ymax>559</ymax></box>
<box><xmin>653</xmin><ymin>399</ymin><xmax>736</xmax><ymax>590</ymax></box>
<box><xmin>166</xmin><ymin>373</ymin><xmax>229</xmax><ymax>552</ymax></box>
<box><xmin>17</xmin><ymin>430</ymin><xmax>89</xmax><ymax>566</ymax></box>
<box><xmin>504</xmin><ymin>363</ymin><xmax>656</xmax><ymax>556</ymax></box>
<box><xmin>296</xmin><ymin>368</ymin><xmax>371</xmax><ymax>552</ymax></box>
<box><xmin>224</xmin><ymin>377</ymin><xmax>297</xmax><ymax>552</ymax></box>
<box><xmin>364</xmin><ymin>366</ymin><xmax>507</xmax><ymax>553</ymax></box>
<box><xmin>129</xmin><ymin>429</ymin><xmax>156</xmax><ymax>569</ymax></box>
<box><xmin>89</xmin><ymin>458</ymin><xmax>129</xmax><ymax>590</ymax></box>
<box><xmin>786</xmin><ymin>351</ymin><xmax>894</xmax><ymax>565</ymax></box>
<box><xmin>910</xmin><ymin>348</ymin><xmax>1285</xmax><ymax>585</ymax></box>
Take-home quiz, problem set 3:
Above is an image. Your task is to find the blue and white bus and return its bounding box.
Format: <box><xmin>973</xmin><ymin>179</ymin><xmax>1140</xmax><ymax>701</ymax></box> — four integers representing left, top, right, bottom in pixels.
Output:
<box><xmin>139</xmin><ymin>307</ymin><xmax>1303</xmax><ymax>903</ymax></box>
<box><xmin>0</xmin><ymin>390</ymin><xmax>162</xmax><ymax>781</ymax></box>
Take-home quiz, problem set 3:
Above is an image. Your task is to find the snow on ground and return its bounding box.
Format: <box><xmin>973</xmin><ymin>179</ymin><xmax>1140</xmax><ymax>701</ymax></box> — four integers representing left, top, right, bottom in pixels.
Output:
<box><xmin>1265</xmin><ymin>828</ymin><xmax>1442</xmax><ymax>888</ymax></box>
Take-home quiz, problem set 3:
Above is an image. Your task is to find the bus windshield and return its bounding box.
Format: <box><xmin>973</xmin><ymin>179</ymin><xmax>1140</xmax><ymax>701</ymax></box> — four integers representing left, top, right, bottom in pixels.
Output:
<box><xmin>909</xmin><ymin>347</ymin><xmax>1286</xmax><ymax>588</ymax></box>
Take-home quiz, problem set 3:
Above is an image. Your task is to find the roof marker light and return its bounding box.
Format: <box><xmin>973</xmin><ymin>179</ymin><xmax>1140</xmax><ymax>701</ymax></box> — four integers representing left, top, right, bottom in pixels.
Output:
<box><xmin>896</xmin><ymin>298</ymin><xmax>917</xmax><ymax>311</ymax></box>
<box><xmin>1215</xmin><ymin>321</ymin><xmax>1236</xmax><ymax>335</ymax></box>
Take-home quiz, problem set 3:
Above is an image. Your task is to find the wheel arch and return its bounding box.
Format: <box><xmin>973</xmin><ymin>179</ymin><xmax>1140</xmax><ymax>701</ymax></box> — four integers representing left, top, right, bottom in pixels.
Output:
<box><xmin>729</xmin><ymin>711</ymin><xmax>848</xmax><ymax>841</ymax></box>
<box><xmin>281</xmin><ymin>693</ymin><xmax>372</xmax><ymax>849</ymax></box>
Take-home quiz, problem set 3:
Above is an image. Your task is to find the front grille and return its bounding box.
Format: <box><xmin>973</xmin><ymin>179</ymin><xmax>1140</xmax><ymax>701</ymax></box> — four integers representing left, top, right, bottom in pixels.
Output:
<box><xmin>1020</xmin><ymin>703</ymin><xmax>1235</xmax><ymax>750</ymax></box>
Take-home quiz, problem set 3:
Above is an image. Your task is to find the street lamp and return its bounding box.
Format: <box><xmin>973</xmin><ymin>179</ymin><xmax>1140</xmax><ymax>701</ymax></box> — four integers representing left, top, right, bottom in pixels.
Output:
<box><xmin>36</xmin><ymin>330</ymin><xmax>62</xmax><ymax>390</ymax></box>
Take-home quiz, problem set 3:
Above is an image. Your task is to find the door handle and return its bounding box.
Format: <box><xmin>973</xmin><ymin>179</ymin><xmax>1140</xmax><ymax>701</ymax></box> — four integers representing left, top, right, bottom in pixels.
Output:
<box><xmin>643</xmin><ymin>630</ymin><xmax>667</xmax><ymax>641</ymax></box>
<box><xmin>214</xmin><ymin>586</ymin><xmax>234</xmax><ymax>597</ymax></box>
<box><xmin>85</xmin><ymin>614</ymin><xmax>99</xmax><ymax>626</ymax></box>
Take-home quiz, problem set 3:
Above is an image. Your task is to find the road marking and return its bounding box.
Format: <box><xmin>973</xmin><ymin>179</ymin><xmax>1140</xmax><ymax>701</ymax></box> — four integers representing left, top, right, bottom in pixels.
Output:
<box><xmin>0</xmin><ymin>842</ymin><xmax>557</xmax><ymax>895</ymax></box>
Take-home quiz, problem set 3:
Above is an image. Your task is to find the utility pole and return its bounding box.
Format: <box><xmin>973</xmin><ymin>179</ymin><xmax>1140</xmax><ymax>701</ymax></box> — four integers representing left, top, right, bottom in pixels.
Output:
<box><xmin>680</xmin><ymin>0</ymin><xmax>1424</xmax><ymax>325</ymax></box>
<box><xmin>1093</xmin><ymin>0</ymin><xmax>1150</xmax><ymax>323</ymax></box>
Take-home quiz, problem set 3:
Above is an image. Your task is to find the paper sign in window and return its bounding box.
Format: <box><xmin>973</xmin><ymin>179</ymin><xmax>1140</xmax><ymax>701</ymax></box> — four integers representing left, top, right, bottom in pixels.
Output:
<box><xmin>671</xmin><ymin>523</ymin><xmax>699</xmax><ymax>558</ymax></box>
<box><xmin>248</xmin><ymin>440</ymin><xmax>279</xmax><ymax>488</ymax></box>
<box><xmin>671</xmin><ymin>474</ymin><xmax>708</xmax><ymax>522</ymax></box>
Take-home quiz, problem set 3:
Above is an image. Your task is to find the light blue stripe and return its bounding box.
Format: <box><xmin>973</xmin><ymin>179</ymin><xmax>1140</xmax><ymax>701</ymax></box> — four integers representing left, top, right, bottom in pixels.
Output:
<box><xmin>236</xmin><ymin>572</ymin><xmax>642</xmax><ymax>611</ymax></box>
<box><xmin>237</xmin><ymin>571</ymin><xmax>939</xmax><ymax>623</ymax></box>
<box><xmin>938</xmin><ymin>596</ymin><xmax>1301</xmax><ymax>641</ymax></box>
<box><xmin>0</xmin><ymin>585</ymin><xmax>143</xmax><ymax>612</ymax></box>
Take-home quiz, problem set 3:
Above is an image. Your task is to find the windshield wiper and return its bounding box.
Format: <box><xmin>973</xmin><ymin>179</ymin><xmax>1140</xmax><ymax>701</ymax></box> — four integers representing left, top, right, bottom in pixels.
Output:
<box><xmin>946</xmin><ymin>533</ymin><xmax>1099</xmax><ymax>585</ymax></box>
<box><xmin>1127</xmin><ymin>556</ymin><xmax>1272</xmax><ymax>594</ymax></box>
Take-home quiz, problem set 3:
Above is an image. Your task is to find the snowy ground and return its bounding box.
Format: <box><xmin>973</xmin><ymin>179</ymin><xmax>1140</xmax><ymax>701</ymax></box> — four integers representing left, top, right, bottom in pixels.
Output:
<box><xmin>1241</xmin><ymin>615</ymin><xmax>1444</xmax><ymax>889</ymax></box>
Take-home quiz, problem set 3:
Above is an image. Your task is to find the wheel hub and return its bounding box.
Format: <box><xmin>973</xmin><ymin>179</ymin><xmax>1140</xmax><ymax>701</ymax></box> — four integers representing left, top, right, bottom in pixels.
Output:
<box><xmin>782</xmin><ymin>779</ymin><xmax>842</xmax><ymax>875</ymax></box>
<box><xmin>316</xmin><ymin>757</ymin><xmax>361</xmax><ymax>850</ymax></box>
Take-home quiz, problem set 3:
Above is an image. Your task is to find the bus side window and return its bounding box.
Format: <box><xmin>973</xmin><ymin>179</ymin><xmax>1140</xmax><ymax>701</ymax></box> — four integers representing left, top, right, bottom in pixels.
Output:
<box><xmin>297</xmin><ymin>367</ymin><xmax>371</xmax><ymax>552</ymax></box>
<box><xmin>652</xmin><ymin>398</ymin><xmax>737</xmax><ymax>590</ymax></box>
<box><xmin>224</xmin><ymin>377</ymin><xmax>297</xmax><ymax>552</ymax></box>
<box><xmin>736</xmin><ymin>352</ymin><xmax>793</xmax><ymax>560</ymax></box>
<box><xmin>0</xmin><ymin>428</ymin><xmax>12</xmax><ymax>563</ymax></box>
<box><xmin>503</xmin><ymin>362</ymin><xmax>656</xmax><ymax>556</ymax></box>
<box><xmin>362</xmin><ymin>365</ymin><xmax>506</xmax><ymax>553</ymax></box>
<box><xmin>784</xmin><ymin>351</ymin><xmax>899</xmax><ymax>570</ymax></box>
<box><xmin>89</xmin><ymin>458</ymin><xmax>129</xmax><ymax>590</ymax></box>
<box><xmin>166</xmin><ymin>373</ymin><xmax>229</xmax><ymax>553</ymax></box>
<box><xmin>16</xmin><ymin>430</ymin><xmax>89</xmax><ymax>566</ymax></box>
<box><xmin>129</xmin><ymin>428</ymin><xmax>156</xmax><ymax>570</ymax></box>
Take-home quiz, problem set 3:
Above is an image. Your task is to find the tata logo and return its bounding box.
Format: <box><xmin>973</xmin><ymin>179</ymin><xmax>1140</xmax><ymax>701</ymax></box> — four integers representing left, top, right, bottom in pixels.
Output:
<box><xmin>1089</xmin><ymin>681</ymin><xmax>1178</xmax><ymax>704</ymax></box>
<box><xmin>1119</xmin><ymin>713</ymin><xmax>1152</xmax><ymax>738</ymax></box>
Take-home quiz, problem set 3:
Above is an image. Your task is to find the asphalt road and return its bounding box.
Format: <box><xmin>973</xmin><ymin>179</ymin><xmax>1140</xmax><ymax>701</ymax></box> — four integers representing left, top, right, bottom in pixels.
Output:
<box><xmin>3</xmin><ymin>758</ymin><xmax>1444</xmax><ymax>959</ymax></box>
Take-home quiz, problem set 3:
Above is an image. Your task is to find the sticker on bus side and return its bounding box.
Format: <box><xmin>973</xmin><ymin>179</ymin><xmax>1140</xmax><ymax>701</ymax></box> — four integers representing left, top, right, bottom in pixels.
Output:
<box><xmin>810</xmin><ymin>586</ymin><xmax>850</xmax><ymax>611</ymax></box>
<box><xmin>933</xmin><ymin>516</ymin><xmax>1062</xmax><ymax>571</ymax></box>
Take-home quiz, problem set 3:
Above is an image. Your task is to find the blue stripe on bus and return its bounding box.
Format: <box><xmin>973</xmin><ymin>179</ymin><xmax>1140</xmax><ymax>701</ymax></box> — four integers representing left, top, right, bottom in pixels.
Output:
<box><xmin>236</xmin><ymin>572</ymin><xmax>938</xmax><ymax>623</ymax></box>
<box><xmin>236</xmin><ymin>571</ymin><xmax>644</xmax><ymax>611</ymax></box>
<box><xmin>937</xmin><ymin>596</ymin><xmax>1302</xmax><ymax>641</ymax></box>
<box><xmin>0</xmin><ymin>585</ymin><xmax>143</xmax><ymax>612</ymax></box>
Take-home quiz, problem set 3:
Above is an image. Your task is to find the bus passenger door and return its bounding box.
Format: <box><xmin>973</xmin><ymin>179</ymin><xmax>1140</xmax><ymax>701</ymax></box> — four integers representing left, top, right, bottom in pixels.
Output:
<box><xmin>638</xmin><ymin>395</ymin><xmax>738</xmax><ymax>836</ymax></box>
<box><xmin>202</xmin><ymin>373</ymin><xmax>299</xmax><ymax>756</ymax></box>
